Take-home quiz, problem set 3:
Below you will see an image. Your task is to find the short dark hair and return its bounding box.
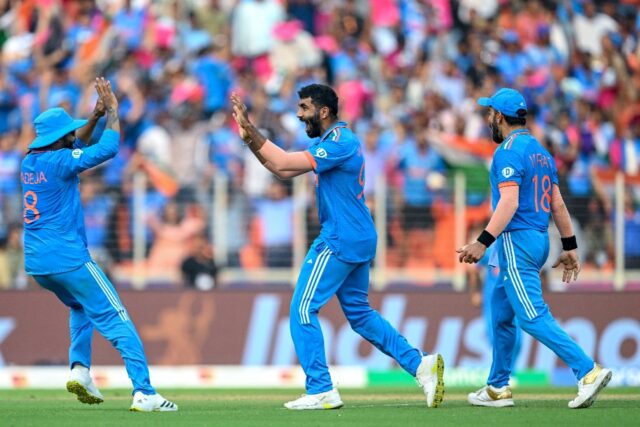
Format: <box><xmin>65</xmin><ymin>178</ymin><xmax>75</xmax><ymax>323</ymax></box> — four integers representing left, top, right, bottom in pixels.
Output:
<box><xmin>504</xmin><ymin>115</ymin><xmax>527</xmax><ymax>126</ymax></box>
<box><xmin>297</xmin><ymin>84</ymin><xmax>339</xmax><ymax>119</ymax></box>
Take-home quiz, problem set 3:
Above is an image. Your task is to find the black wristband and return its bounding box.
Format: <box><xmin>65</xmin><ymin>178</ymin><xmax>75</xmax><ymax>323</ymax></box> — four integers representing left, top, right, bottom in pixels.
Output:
<box><xmin>561</xmin><ymin>235</ymin><xmax>578</xmax><ymax>251</ymax></box>
<box><xmin>477</xmin><ymin>230</ymin><xmax>496</xmax><ymax>247</ymax></box>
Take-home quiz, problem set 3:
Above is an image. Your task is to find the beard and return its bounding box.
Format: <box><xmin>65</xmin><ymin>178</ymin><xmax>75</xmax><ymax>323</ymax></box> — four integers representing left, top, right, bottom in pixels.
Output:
<box><xmin>62</xmin><ymin>136</ymin><xmax>76</xmax><ymax>149</ymax></box>
<box><xmin>303</xmin><ymin>111</ymin><xmax>323</xmax><ymax>138</ymax></box>
<box><xmin>490</xmin><ymin>116</ymin><xmax>504</xmax><ymax>144</ymax></box>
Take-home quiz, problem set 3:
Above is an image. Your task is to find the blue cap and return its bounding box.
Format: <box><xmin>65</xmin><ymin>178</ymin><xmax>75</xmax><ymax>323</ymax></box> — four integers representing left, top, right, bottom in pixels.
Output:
<box><xmin>29</xmin><ymin>108</ymin><xmax>88</xmax><ymax>150</ymax></box>
<box><xmin>477</xmin><ymin>88</ymin><xmax>527</xmax><ymax>118</ymax></box>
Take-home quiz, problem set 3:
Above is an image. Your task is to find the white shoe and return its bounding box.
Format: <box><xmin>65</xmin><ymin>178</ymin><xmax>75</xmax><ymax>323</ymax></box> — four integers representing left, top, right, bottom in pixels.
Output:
<box><xmin>468</xmin><ymin>385</ymin><xmax>514</xmax><ymax>407</ymax></box>
<box><xmin>415</xmin><ymin>353</ymin><xmax>445</xmax><ymax>408</ymax></box>
<box><xmin>66</xmin><ymin>365</ymin><xmax>104</xmax><ymax>405</ymax></box>
<box><xmin>130</xmin><ymin>391</ymin><xmax>178</xmax><ymax>412</ymax></box>
<box><xmin>568</xmin><ymin>364</ymin><xmax>612</xmax><ymax>409</ymax></box>
<box><xmin>284</xmin><ymin>388</ymin><xmax>344</xmax><ymax>410</ymax></box>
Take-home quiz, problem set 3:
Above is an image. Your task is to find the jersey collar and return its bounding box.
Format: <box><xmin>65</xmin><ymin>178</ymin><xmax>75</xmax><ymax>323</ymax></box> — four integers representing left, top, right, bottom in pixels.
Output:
<box><xmin>320</xmin><ymin>121</ymin><xmax>348</xmax><ymax>142</ymax></box>
<box><xmin>505</xmin><ymin>128</ymin><xmax>529</xmax><ymax>139</ymax></box>
<box><xmin>501</xmin><ymin>128</ymin><xmax>529</xmax><ymax>148</ymax></box>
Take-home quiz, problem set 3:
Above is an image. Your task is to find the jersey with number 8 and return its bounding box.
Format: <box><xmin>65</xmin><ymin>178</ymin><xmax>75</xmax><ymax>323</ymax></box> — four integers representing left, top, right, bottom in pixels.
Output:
<box><xmin>490</xmin><ymin>130</ymin><xmax>559</xmax><ymax>232</ymax></box>
<box><xmin>21</xmin><ymin>131</ymin><xmax>120</xmax><ymax>275</ymax></box>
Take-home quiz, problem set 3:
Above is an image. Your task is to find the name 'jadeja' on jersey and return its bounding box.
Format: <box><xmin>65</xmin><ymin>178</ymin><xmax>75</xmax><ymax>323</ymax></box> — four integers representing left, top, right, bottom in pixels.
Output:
<box><xmin>21</xmin><ymin>171</ymin><xmax>48</xmax><ymax>185</ymax></box>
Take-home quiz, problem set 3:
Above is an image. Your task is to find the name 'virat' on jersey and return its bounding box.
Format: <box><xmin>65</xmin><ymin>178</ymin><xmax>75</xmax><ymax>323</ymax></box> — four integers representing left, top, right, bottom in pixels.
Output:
<box><xmin>490</xmin><ymin>130</ymin><xmax>559</xmax><ymax>232</ymax></box>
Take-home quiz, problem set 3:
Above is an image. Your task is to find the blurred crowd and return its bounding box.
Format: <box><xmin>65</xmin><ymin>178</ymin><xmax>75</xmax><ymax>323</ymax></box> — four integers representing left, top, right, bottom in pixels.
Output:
<box><xmin>1</xmin><ymin>0</ymin><xmax>640</xmax><ymax>290</ymax></box>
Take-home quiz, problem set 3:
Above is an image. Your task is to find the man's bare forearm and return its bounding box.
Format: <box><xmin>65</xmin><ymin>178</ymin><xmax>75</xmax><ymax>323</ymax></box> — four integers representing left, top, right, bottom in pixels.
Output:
<box><xmin>243</xmin><ymin>122</ymin><xmax>267</xmax><ymax>151</ymax></box>
<box><xmin>252</xmin><ymin>148</ymin><xmax>268</xmax><ymax>165</ymax></box>
<box><xmin>485</xmin><ymin>198</ymin><xmax>518</xmax><ymax>237</ymax></box>
<box><xmin>241</xmin><ymin>121</ymin><xmax>269</xmax><ymax>165</ymax></box>
<box><xmin>106</xmin><ymin>108</ymin><xmax>120</xmax><ymax>133</ymax></box>
<box><xmin>250</xmin><ymin>151</ymin><xmax>304</xmax><ymax>179</ymax></box>
<box><xmin>484</xmin><ymin>185</ymin><xmax>519</xmax><ymax>238</ymax></box>
<box><xmin>76</xmin><ymin>115</ymin><xmax>101</xmax><ymax>145</ymax></box>
<box><xmin>551</xmin><ymin>186</ymin><xmax>574</xmax><ymax>237</ymax></box>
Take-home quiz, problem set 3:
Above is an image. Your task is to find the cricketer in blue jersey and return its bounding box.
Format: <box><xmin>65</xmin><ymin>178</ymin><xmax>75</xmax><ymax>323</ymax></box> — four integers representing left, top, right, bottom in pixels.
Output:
<box><xmin>230</xmin><ymin>84</ymin><xmax>444</xmax><ymax>410</ymax></box>
<box><xmin>458</xmin><ymin>88</ymin><xmax>612</xmax><ymax>409</ymax></box>
<box><xmin>21</xmin><ymin>77</ymin><xmax>176</xmax><ymax>412</ymax></box>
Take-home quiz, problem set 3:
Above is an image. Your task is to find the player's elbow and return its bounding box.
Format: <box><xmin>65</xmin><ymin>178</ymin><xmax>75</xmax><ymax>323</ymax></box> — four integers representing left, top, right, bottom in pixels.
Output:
<box><xmin>107</xmin><ymin>144</ymin><xmax>119</xmax><ymax>158</ymax></box>
<box><xmin>550</xmin><ymin>194</ymin><xmax>566</xmax><ymax>214</ymax></box>
<box><xmin>501</xmin><ymin>196</ymin><xmax>518</xmax><ymax>212</ymax></box>
<box><xmin>273</xmin><ymin>170</ymin><xmax>291</xmax><ymax>180</ymax></box>
<box><xmin>551</xmin><ymin>199</ymin><xmax>566</xmax><ymax>215</ymax></box>
<box><xmin>100</xmin><ymin>146</ymin><xmax>118</xmax><ymax>162</ymax></box>
<box><xmin>270</xmin><ymin>157</ymin><xmax>288</xmax><ymax>174</ymax></box>
<box><xmin>508</xmin><ymin>201</ymin><xmax>519</xmax><ymax>216</ymax></box>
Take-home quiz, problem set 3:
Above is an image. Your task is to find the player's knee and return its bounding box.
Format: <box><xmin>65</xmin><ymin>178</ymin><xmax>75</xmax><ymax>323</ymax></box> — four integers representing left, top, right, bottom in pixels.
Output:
<box><xmin>493</xmin><ymin>310</ymin><xmax>515</xmax><ymax>327</ymax></box>
<box><xmin>514</xmin><ymin>314</ymin><xmax>541</xmax><ymax>335</ymax></box>
<box><xmin>290</xmin><ymin>302</ymin><xmax>317</xmax><ymax>326</ymax></box>
<box><xmin>345</xmin><ymin>308</ymin><xmax>373</xmax><ymax>332</ymax></box>
<box><xmin>289</xmin><ymin>299</ymin><xmax>302</xmax><ymax>320</ymax></box>
<box><xmin>289</xmin><ymin>313</ymin><xmax>304</xmax><ymax>326</ymax></box>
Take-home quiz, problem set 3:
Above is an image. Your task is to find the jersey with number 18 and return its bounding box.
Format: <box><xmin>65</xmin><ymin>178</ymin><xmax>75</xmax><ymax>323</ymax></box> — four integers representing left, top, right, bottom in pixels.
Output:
<box><xmin>490</xmin><ymin>129</ymin><xmax>559</xmax><ymax>232</ymax></box>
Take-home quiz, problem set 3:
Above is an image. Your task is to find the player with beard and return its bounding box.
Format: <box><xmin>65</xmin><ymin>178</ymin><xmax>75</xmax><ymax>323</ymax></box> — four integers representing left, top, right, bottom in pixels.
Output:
<box><xmin>457</xmin><ymin>88</ymin><xmax>611</xmax><ymax>409</ymax></box>
<box><xmin>230</xmin><ymin>84</ymin><xmax>444</xmax><ymax>410</ymax></box>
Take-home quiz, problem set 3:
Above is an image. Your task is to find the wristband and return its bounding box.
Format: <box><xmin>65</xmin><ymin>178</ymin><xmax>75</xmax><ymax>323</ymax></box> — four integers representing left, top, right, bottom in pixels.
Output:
<box><xmin>561</xmin><ymin>235</ymin><xmax>578</xmax><ymax>251</ymax></box>
<box><xmin>477</xmin><ymin>230</ymin><xmax>496</xmax><ymax>247</ymax></box>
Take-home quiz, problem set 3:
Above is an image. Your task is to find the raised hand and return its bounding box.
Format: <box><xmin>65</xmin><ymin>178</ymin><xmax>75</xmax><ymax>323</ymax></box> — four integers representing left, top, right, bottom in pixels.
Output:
<box><xmin>94</xmin><ymin>77</ymin><xmax>119</xmax><ymax>132</ymax></box>
<box><xmin>552</xmin><ymin>250</ymin><xmax>581</xmax><ymax>283</ymax></box>
<box><xmin>94</xmin><ymin>77</ymin><xmax>119</xmax><ymax>113</ymax></box>
<box><xmin>91</xmin><ymin>97</ymin><xmax>106</xmax><ymax>120</ymax></box>
<box><xmin>229</xmin><ymin>92</ymin><xmax>251</xmax><ymax>142</ymax></box>
<box><xmin>76</xmin><ymin>82</ymin><xmax>110</xmax><ymax>143</ymax></box>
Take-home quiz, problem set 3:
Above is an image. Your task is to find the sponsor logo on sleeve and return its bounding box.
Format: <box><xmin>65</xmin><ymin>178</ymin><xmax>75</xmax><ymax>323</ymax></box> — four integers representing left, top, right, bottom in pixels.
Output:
<box><xmin>501</xmin><ymin>167</ymin><xmax>514</xmax><ymax>178</ymax></box>
<box><xmin>315</xmin><ymin>148</ymin><xmax>327</xmax><ymax>158</ymax></box>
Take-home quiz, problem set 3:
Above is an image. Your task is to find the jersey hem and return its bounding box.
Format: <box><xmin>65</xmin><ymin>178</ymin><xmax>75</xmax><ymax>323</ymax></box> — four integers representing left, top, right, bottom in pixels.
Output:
<box><xmin>26</xmin><ymin>258</ymin><xmax>92</xmax><ymax>276</ymax></box>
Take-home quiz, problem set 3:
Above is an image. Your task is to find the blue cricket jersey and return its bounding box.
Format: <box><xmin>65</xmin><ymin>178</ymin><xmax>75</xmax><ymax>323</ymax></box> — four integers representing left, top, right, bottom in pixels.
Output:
<box><xmin>490</xmin><ymin>129</ymin><xmax>558</xmax><ymax>233</ymax></box>
<box><xmin>306</xmin><ymin>121</ymin><xmax>377</xmax><ymax>263</ymax></box>
<box><xmin>21</xmin><ymin>130</ymin><xmax>120</xmax><ymax>275</ymax></box>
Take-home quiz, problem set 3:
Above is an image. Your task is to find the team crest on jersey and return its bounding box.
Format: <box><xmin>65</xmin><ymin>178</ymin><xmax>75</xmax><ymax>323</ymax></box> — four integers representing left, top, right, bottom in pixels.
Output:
<box><xmin>315</xmin><ymin>148</ymin><xmax>327</xmax><ymax>158</ymax></box>
<box><xmin>501</xmin><ymin>167</ymin><xmax>514</xmax><ymax>178</ymax></box>
<box><xmin>72</xmin><ymin>149</ymin><xmax>83</xmax><ymax>159</ymax></box>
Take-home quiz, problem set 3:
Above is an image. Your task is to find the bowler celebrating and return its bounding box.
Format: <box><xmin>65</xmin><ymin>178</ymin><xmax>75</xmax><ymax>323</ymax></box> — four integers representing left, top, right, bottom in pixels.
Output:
<box><xmin>458</xmin><ymin>88</ymin><xmax>612</xmax><ymax>409</ymax></box>
<box><xmin>21</xmin><ymin>77</ymin><xmax>177</xmax><ymax>412</ymax></box>
<box><xmin>231</xmin><ymin>84</ymin><xmax>444</xmax><ymax>410</ymax></box>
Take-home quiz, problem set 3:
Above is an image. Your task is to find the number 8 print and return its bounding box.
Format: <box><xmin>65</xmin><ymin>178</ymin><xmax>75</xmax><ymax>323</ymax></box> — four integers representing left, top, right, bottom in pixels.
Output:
<box><xmin>23</xmin><ymin>190</ymin><xmax>40</xmax><ymax>223</ymax></box>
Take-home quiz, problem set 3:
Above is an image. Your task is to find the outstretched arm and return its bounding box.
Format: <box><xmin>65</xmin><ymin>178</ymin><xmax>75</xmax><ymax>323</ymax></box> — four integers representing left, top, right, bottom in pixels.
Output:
<box><xmin>457</xmin><ymin>184</ymin><xmax>519</xmax><ymax>263</ymax></box>
<box><xmin>230</xmin><ymin>93</ymin><xmax>312</xmax><ymax>179</ymax></box>
<box><xmin>550</xmin><ymin>184</ymin><xmax>581</xmax><ymax>283</ymax></box>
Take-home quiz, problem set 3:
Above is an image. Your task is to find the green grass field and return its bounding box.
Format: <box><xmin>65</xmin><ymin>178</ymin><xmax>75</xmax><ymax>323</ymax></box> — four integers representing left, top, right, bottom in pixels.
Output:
<box><xmin>1</xmin><ymin>387</ymin><xmax>638</xmax><ymax>427</ymax></box>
